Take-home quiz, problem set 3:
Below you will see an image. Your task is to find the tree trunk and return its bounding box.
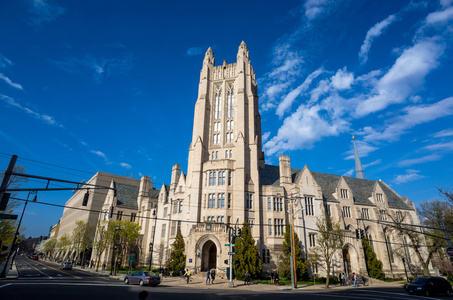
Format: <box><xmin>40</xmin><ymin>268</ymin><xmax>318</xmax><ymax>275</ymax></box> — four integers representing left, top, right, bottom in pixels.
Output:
<box><xmin>325</xmin><ymin>263</ymin><xmax>330</xmax><ymax>288</ymax></box>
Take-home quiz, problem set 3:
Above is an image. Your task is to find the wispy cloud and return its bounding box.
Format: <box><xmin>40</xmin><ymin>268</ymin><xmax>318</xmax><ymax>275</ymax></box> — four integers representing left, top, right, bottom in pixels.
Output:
<box><xmin>304</xmin><ymin>0</ymin><xmax>340</xmax><ymax>21</ymax></box>
<box><xmin>186</xmin><ymin>47</ymin><xmax>203</xmax><ymax>56</ymax></box>
<box><xmin>27</xmin><ymin>0</ymin><xmax>65</xmax><ymax>25</ymax></box>
<box><xmin>343</xmin><ymin>169</ymin><xmax>354</xmax><ymax>176</ymax></box>
<box><xmin>425</xmin><ymin>6</ymin><xmax>453</xmax><ymax>25</ymax></box>
<box><xmin>0</xmin><ymin>73</ymin><xmax>23</xmax><ymax>90</ymax></box>
<box><xmin>120</xmin><ymin>162</ymin><xmax>132</xmax><ymax>169</ymax></box>
<box><xmin>90</xmin><ymin>150</ymin><xmax>107</xmax><ymax>159</ymax></box>
<box><xmin>355</xmin><ymin>37</ymin><xmax>445</xmax><ymax>117</ymax></box>
<box><xmin>394</xmin><ymin>169</ymin><xmax>424</xmax><ymax>184</ymax></box>
<box><xmin>398</xmin><ymin>154</ymin><xmax>442</xmax><ymax>166</ymax></box>
<box><xmin>0</xmin><ymin>55</ymin><xmax>12</xmax><ymax>68</ymax></box>
<box><xmin>423</xmin><ymin>141</ymin><xmax>453</xmax><ymax>151</ymax></box>
<box><xmin>50</xmin><ymin>54</ymin><xmax>134</xmax><ymax>82</ymax></box>
<box><xmin>359</xmin><ymin>14</ymin><xmax>397</xmax><ymax>65</ymax></box>
<box><xmin>363</xmin><ymin>159</ymin><xmax>382</xmax><ymax>169</ymax></box>
<box><xmin>434</xmin><ymin>129</ymin><xmax>453</xmax><ymax>138</ymax></box>
<box><xmin>1</xmin><ymin>94</ymin><xmax>62</xmax><ymax>127</ymax></box>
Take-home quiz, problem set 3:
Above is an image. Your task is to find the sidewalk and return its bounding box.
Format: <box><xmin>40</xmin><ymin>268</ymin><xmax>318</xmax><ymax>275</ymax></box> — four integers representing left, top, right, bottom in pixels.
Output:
<box><xmin>74</xmin><ymin>265</ymin><xmax>403</xmax><ymax>291</ymax></box>
<box><xmin>0</xmin><ymin>259</ymin><xmax>19</xmax><ymax>280</ymax></box>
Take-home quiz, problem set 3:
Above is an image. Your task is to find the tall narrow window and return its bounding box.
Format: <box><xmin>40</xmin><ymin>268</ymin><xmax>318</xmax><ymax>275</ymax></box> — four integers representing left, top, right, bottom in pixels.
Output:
<box><xmin>161</xmin><ymin>224</ymin><xmax>166</xmax><ymax>238</ymax></box>
<box><xmin>227</xmin><ymin>85</ymin><xmax>234</xmax><ymax>118</ymax></box>
<box><xmin>214</xmin><ymin>88</ymin><xmax>222</xmax><ymax>119</ymax></box>
<box><xmin>305</xmin><ymin>197</ymin><xmax>314</xmax><ymax>216</ymax></box>
<box><xmin>228</xmin><ymin>193</ymin><xmax>231</xmax><ymax>209</ymax></box>
<box><xmin>228</xmin><ymin>171</ymin><xmax>232</xmax><ymax>185</ymax></box>
<box><xmin>117</xmin><ymin>211</ymin><xmax>123</xmax><ymax>220</ymax></box>
<box><xmin>218</xmin><ymin>193</ymin><xmax>225</xmax><ymax>208</ymax></box>
<box><xmin>130</xmin><ymin>213</ymin><xmax>136</xmax><ymax>222</ymax></box>
<box><xmin>309</xmin><ymin>233</ymin><xmax>316</xmax><ymax>247</ymax></box>
<box><xmin>268</xmin><ymin>197</ymin><xmax>272</xmax><ymax>211</ymax></box>
<box><xmin>268</xmin><ymin>219</ymin><xmax>272</xmax><ymax>235</ymax></box>
<box><xmin>179</xmin><ymin>201</ymin><xmax>183</xmax><ymax>213</ymax></box>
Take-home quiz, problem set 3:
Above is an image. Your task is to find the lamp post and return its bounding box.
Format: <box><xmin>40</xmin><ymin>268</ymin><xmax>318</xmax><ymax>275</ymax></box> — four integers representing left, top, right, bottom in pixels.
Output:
<box><xmin>149</xmin><ymin>209</ymin><xmax>157</xmax><ymax>272</ymax></box>
<box><xmin>110</xmin><ymin>226</ymin><xmax>119</xmax><ymax>275</ymax></box>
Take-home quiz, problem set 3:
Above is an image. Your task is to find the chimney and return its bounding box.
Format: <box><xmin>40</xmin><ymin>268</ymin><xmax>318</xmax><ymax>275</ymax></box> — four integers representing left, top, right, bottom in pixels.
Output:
<box><xmin>279</xmin><ymin>155</ymin><xmax>291</xmax><ymax>185</ymax></box>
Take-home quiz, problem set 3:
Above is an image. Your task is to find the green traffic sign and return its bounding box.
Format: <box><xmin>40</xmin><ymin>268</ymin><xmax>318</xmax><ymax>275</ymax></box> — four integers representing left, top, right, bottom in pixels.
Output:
<box><xmin>225</xmin><ymin>244</ymin><xmax>235</xmax><ymax>247</ymax></box>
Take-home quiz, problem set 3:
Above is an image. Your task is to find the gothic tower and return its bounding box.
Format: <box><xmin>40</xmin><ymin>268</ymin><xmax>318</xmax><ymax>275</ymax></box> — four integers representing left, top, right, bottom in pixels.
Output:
<box><xmin>186</xmin><ymin>41</ymin><xmax>264</xmax><ymax>228</ymax></box>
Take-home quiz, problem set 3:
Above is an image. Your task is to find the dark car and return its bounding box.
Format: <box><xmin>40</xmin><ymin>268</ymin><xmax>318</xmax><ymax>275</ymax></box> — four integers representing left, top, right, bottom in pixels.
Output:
<box><xmin>60</xmin><ymin>262</ymin><xmax>73</xmax><ymax>270</ymax></box>
<box><xmin>124</xmin><ymin>271</ymin><xmax>160</xmax><ymax>287</ymax></box>
<box><xmin>405</xmin><ymin>277</ymin><xmax>452</xmax><ymax>296</ymax></box>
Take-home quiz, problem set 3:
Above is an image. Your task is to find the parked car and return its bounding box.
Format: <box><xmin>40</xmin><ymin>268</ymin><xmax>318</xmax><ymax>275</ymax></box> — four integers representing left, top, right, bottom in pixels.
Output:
<box><xmin>31</xmin><ymin>254</ymin><xmax>39</xmax><ymax>260</ymax></box>
<box><xmin>405</xmin><ymin>277</ymin><xmax>452</xmax><ymax>296</ymax></box>
<box><xmin>124</xmin><ymin>271</ymin><xmax>160</xmax><ymax>287</ymax></box>
<box><xmin>60</xmin><ymin>262</ymin><xmax>73</xmax><ymax>270</ymax></box>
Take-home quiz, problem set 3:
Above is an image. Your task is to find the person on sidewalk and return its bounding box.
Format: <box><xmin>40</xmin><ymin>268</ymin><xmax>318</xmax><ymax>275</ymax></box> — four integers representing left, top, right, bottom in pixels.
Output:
<box><xmin>362</xmin><ymin>274</ymin><xmax>366</xmax><ymax>286</ymax></box>
<box><xmin>341</xmin><ymin>273</ymin><xmax>345</xmax><ymax>286</ymax></box>
<box><xmin>275</xmin><ymin>272</ymin><xmax>280</xmax><ymax>286</ymax></box>
<box><xmin>352</xmin><ymin>273</ymin><xmax>357</xmax><ymax>287</ymax></box>
<box><xmin>270</xmin><ymin>271</ymin><xmax>274</xmax><ymax>285</ymax></box>
<box><xmin>206</xmin><ymin>269</ymin><xmax>211</xmax><ymax>284</ymax></box>
<box><xmin>244</xmin><ymin>270</ymin><xmax>249</xmax><ymax>285</ymax></box>
<box><xmin>339</xmin><ymin>273</ymin><xmax>342</xmax><ymax>286</ymax></box>
<box><xmin>184</xmin><ymin>269</ymin><xmax>191</xmax><ymax>284</ymax></box>
<box><xmin>210</xmin><ymin>268</ymin><xmax>216</xmax><ymax>284</ymax></box>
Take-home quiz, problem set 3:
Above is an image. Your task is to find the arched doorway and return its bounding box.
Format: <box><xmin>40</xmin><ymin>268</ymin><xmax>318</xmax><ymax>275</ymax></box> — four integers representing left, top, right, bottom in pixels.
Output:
<box><xmin>343</xmin><ymin>248</ymin><xmax>351</xmax><ymax>275</ymax></box>
<box><xmin>201</xmin><ymin>240</ymin><xmax>217</xmax><ymax>271</ymax></box>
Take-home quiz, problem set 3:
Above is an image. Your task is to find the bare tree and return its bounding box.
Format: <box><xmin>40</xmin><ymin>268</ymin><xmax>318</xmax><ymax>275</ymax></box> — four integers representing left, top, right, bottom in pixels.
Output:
<box><xmin>155</xmin><ymin>241</ymin><xmax>166</xmax><ymax>268</ymax></box>
<box><xmin>311</xmin><ymin>214</ymin><xmax>345</xmax><ymax>288</ymax></box>
<box><xmin>386</xmin><ymin>210</ymin><xmax>442</xmax><ymax>276</ymax></box>
<box><xmin>71</xmin><ymin>220</ymin><xmax>95</xmax><ymax>266</ymax></box>
<box><xmin>93</xmin><ymin>220</ymin><xmax>114</xmax><ymax>272</ymax></box>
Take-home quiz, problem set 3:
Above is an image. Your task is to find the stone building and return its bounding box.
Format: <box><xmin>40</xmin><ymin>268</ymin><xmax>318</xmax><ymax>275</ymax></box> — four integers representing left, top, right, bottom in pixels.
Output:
<box><xmin>132</xmin><ymin>42</ymin><xmax>431</xmax><ymax>278</ymax></box>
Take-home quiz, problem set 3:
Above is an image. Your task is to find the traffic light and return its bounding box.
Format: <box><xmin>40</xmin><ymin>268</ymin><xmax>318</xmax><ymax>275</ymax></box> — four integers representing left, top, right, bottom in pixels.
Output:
<box><xmin>0</xmin><ymin>193</ymin><xmax>10</xmax><ymax>210</ymax></box>
<box><xmin>82</xmin><ymin>190</ymin><xmax>90</xmax><ymax>206</ymax></box>
<box><xmin>360</xmin><ymin>229</ymin><xmax>365</xmax><ymax>239</ymax></box>
<box><xmin>355</xmin><ymin>229</ymin><xmax>360</xmax><ymax>239</ymax></box>
<box><xmin>237</xmin><ymin>228</ymin><xmax>242</xmax><ymax>237</ymax></box>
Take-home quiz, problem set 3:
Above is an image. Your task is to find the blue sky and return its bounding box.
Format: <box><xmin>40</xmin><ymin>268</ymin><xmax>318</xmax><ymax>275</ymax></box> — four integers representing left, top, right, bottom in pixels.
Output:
<box><xmin>1</xmin><ymin>0</ymin><xmax>452</xmax><ymax>237</ymax></box>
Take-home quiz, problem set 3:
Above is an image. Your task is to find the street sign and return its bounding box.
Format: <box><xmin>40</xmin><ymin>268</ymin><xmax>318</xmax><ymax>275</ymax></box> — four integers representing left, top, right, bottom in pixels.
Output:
<box><xmin>446</xmin><ymin>247</ymin><xmax>453</xmax><ymax>257</ymax></box>
<box><xmin>225</xmin><ymin>244</ymin><xmax>235</xmax><ymax>247</ymax></box>
<box><xmin>228</xmin><ymin>252</ymin><xmax>236</xmax><ymax>255</ymax></box>
<box><xmin>0</xmin><ymin>214</ymin><xmax>18</xmax><ymax>220</ymax></box>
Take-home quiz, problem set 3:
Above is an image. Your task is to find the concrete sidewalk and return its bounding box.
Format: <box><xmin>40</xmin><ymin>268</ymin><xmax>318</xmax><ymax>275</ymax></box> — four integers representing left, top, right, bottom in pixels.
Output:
<box><xmin>73</xmin><ymin>264</ymin><xmax>403</xmax><ymax>291</ymax></box>
<box><xmin>0</xmin><ymin>260</ymin><xmax>19</xmax><ymax>280</ymax></box>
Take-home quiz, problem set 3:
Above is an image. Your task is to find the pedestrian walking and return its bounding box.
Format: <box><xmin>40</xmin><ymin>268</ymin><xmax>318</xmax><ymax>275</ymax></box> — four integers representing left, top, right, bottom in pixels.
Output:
<box><xmin>270</xmin><ymin>271</ymin><xmax>274</xmax><ymax>284</ymax></box>
<box><xmin>244</xmin><ymin>270</ymin><xmax>249</xmax><ymax>285</ymax></box>
<box><xmin>352</xmin><ymin>273</ymin><xmax>357</xmax><ymax>287</ymax></box>
<box><xmin>339</xmin><ymin>273</ymin><xmax>342</xmax><ymax>286</ymax></box>
<box><xmin>275</xmin><ymin>272</ymin><xmax>280</xmax><ymax>286</ymax></box>
<box><xmin>341</xmin><ymin>273</ymin><xmax>345</xmax><ymax>286</ymax></box>
<box><xmin>164</xmin><ymin>266</ymin><xmax>168</xmax><ymax>277</ymax></box>
<box><xmin>206</xmin><ymin>269</ymin><xmax>211</xmax><ymax>284</ymax></box>
<box><xmin>210</xmin><ymin>268</ymin><xmax>216</xmax><ymax>284</ymax></box>
<box><xmin>362</xmin><ymin>274</ymin><xmax>366</xmax><ymax>286</ymax></box>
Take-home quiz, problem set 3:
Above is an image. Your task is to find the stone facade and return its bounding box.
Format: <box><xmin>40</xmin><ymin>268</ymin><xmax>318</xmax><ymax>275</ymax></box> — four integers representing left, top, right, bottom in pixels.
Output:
<box><xmin>54</xmin><ymin>42</ymin><xmax>432</xmax><ymax>279</ymax></box>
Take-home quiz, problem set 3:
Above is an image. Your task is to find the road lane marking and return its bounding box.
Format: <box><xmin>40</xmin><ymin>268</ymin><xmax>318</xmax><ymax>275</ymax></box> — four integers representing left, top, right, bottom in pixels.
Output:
<box><xmin>21</xmin><ymin>258</ymin><xmax>53</xmax><ymax>279</ymax></box>
<box><xmin>0</xmin><ymin>283</ymin><xmax>12</xmax><ymax>289</ymax></box>
<box><xmin>28</xmin><ymin>259</ymin><xmax>81</xmax><ymax>279</ymax></box>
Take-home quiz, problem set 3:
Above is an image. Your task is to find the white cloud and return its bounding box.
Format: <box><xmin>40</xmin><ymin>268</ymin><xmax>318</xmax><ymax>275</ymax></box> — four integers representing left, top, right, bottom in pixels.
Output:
<box><xmin>262</xmin><ymin>131</ymin><xmax>271</xmax><ymax>143</ymax></box>
<box><xmin>28</xmin><ymin>0</ymin><xmax>65</xmax><ymax>25</ymax></box>
<box><xmin>91</xmin><ymin>150</ymin><xmax>107</xmax><ymax>159</ymax></box>
<box><xmin>423</xmin><ymin>141</ymin><xmax>453</xmax><ymax>151</ymax></box>
<box><xmin>276</xmin><ymin>68</ymin><xmax>323</xmax><ymax>117</ymax></box>
<box><xmin>355</xmin><ymin>38</ymin><xmax>446</xmax><ymax>117</ymax></box>
<box><xmin>0</xmin><ymin>73</ymin><xmax>23</xmax><ymax>90</ymax></box>
<box><xmin>120</xmin><ymin>162</ymin><xmax>132</xmax><ymax>169</ymax></box>
<box><xmin>394</xmin><ymin>169</ymin><xmax>424</xmax><ymax>184</ymax></box>
<box><xmin>343</xmin><ymin>169</ymin><xmax>354</xmax><ymax>176</ymax></box>
<box><xmin>186</xmin><ymin>47</ymin><xmax>203</xmax><ymax>56</ymax></box>
<box><xmin>0</xmin><ymin>55</ymin><xmax>12</xmax><ymax>68</ymax></box>
<box><xmin>426</xmin><ymin>6</ymin><xmax>453</xmax><ymax>24</ymax></box>
<box><xmin>304</xmin><ymin>0</ymin><xmax>339</xmax><ymax>21</ymax></box>
<box><xmin>361</xmin><ymin>97</ymin><xmax>453</xmax><ymax>143</ymax></box>
<box><xmin>359</xmin><ymin>14</ymin><xmax>397</xmax><ymax>65</ymax></box>
<box><xmin>330</xmin><ymin>67</ymin><xmax>354</xmax><ymax>90</ymax></box>
<box><xmin>398</xmin><ymin>154</ymin><xmax>442</xmax><ymax>166</ymax></box>
<box><xmin>363</xmin><ymin>159</ymin><xmax>382</xmax><ymax>169</ymax></box>
<box><xmin>434</xmin><ymin>129</ymin><xmax>453</xmax><ymax>137</ymax></box>
<box><xmin>1</xmin><ymin>94</ymin><xmax>61</xmax><ymax>126</ymax></box>
<box><xmin>264</xmin><ymin>100</ymin><xmax>349</xmax><ymax>155</ymax></box>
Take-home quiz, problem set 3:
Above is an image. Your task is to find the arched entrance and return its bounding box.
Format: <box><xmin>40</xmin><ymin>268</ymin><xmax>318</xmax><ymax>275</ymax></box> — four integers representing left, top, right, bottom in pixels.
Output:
<box><xmin>343</xmin><ymin>248</ymin><xmax>351</xmax><ymax>275</ymax></box>
<box><xmin>201</xmin><ymin>240</ymin><xmax>217</xmax><ymax>271</ymax></box>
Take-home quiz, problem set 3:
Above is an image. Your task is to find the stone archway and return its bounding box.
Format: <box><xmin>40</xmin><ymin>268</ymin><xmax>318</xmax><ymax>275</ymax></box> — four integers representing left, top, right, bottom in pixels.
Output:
<box><xmin>201</xmin><ymin>240</ymin><xmax>217</xmax><ymax>271</ymax></box>
<box><xmin>343</xmin><ymin>244</ymin><xmax>359</xmax><ymax>276</ymax></box>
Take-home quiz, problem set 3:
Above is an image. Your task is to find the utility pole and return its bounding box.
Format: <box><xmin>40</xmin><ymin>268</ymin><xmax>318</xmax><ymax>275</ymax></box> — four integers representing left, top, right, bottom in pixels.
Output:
<box><xmin>0</xmin><ymin>155</ymin><xmax>18</xmax><ymax>278</ymax></box>
<box><xmin>289</xmin><ymin>198</ymin><xmax>297</xmax><ymax>289</ymax></box>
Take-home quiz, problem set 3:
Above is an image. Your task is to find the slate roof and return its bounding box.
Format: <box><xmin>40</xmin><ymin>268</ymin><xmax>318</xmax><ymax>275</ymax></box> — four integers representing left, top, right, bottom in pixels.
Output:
<box><xmin>259</xmin><ymin>164</ymin><xmax>412</xmax><ymax>210</ymax></box>
<box><xmin>148</xmin><ymin>188</ymin><xmax>160</xmax><ymax>199</ymax></box>
<box><xmin>115</xmin><ymin>182</ymin><xmax>139</xmax><ymax>209</ymax></box>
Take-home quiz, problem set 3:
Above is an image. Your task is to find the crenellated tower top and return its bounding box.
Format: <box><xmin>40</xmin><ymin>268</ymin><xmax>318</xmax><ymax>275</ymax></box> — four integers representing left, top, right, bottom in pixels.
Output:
<box><xmin>203</xmin><ymin>47</ymin><xmax>215</xmax><ymax>66</ymax></box>
<box><xmin>237</xmin><ymin>41</ymin><xmax>249</xmax><ymax>60</ymax></box>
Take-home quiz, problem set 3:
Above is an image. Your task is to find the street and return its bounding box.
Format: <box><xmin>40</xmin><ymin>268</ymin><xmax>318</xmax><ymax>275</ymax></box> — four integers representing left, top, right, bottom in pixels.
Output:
<box><xmin>0</xmin><ymin>256</ymin><xmax>450</xmax><ymax>300</ymax></box>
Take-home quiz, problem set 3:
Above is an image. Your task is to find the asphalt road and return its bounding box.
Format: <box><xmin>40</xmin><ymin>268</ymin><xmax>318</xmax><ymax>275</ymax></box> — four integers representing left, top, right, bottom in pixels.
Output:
<box><xmin>0</xmin><ymin>257</ymin><xmax>450</xmax><ymax>300</ymax></box>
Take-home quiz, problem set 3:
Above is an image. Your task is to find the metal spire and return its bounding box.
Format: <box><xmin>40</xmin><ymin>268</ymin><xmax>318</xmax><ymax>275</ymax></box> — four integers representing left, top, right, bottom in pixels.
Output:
<box><xmin>352</xmin><ymin>136</ymin><xmax>365</xmax><ymax>179</ymax></box>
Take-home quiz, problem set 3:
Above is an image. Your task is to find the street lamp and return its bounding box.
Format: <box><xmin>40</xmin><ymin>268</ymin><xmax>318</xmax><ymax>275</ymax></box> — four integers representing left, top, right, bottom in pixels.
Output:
<box><xmin>149</xmin><ymin>209</ymin><xmax>157</xmax><ymax>272</ymax></box>
<box><xmin>110</xmin><ymin>226</ymin><xmax>119</xmax><ymax>275</ymax></box>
